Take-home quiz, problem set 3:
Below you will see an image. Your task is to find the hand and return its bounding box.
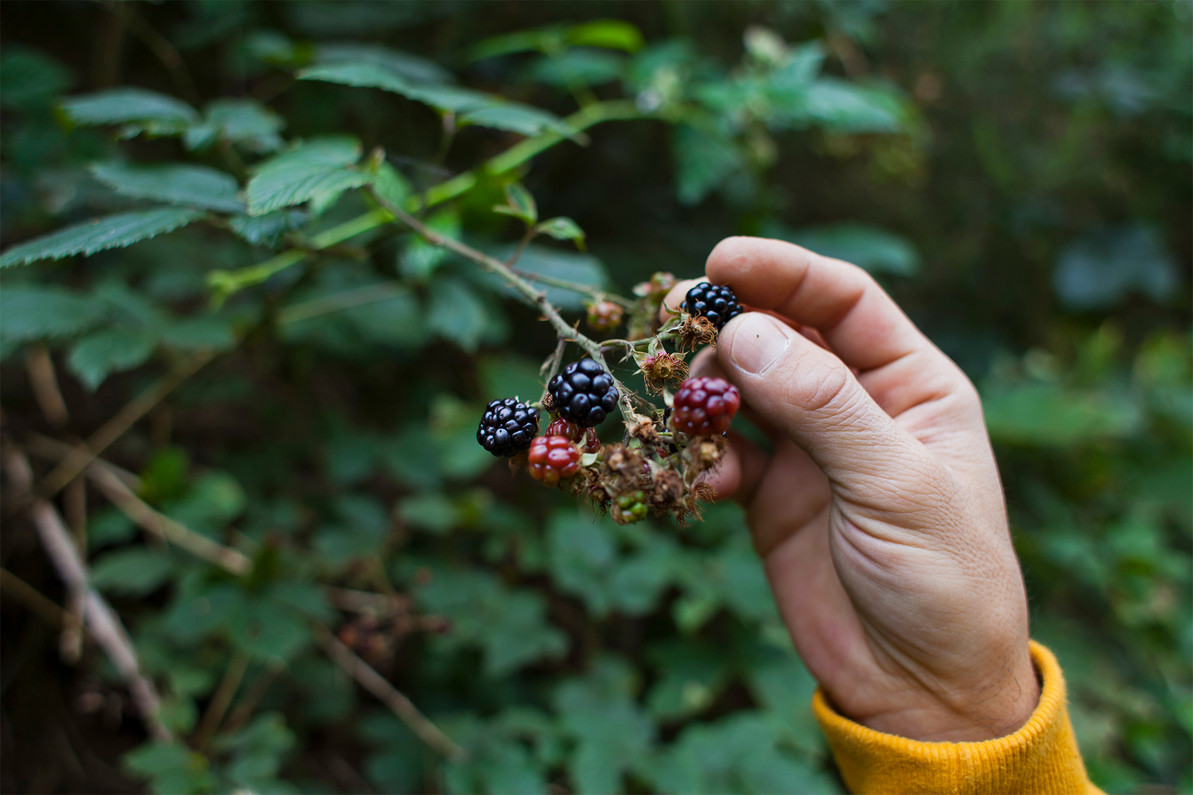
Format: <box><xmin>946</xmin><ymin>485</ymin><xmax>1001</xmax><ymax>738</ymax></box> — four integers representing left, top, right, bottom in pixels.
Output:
<box><xmin>663</xmin><ymin>237</ymin><xmax>1039</xmax><ymax>741</ymax></box>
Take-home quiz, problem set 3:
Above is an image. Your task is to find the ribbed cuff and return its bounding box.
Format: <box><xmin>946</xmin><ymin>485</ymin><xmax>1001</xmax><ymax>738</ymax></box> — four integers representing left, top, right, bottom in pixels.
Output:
<box><xmin>812</xmin><ymin>641</ymin><xmax>1101</xmax><ymax>794</ymax></box>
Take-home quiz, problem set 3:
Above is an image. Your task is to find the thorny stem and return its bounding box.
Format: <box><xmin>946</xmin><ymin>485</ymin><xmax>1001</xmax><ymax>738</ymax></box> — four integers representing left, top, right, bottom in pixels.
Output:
<box><xmin>370</xmin><ymin>187</ymin><xmax>649</xmax><ymax>426</ymax></box>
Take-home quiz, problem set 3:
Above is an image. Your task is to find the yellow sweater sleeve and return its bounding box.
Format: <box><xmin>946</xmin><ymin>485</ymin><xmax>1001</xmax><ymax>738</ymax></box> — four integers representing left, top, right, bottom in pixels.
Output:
<box><xmin>812</xmin><ymin>641</ymin><xmax>1104</xmax><ymax>794</ymax></box>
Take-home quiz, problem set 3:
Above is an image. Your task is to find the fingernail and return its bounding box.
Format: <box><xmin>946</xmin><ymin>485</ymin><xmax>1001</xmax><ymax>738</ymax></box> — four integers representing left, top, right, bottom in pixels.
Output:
<box><xmin>725</xmin><ymin>313</ymin><xmax>791</xmax><ymax>375</ymax></box>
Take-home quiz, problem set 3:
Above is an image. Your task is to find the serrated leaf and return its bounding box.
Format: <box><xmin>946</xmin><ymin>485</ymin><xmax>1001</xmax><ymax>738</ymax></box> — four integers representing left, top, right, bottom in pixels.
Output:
<box><xmin>371</xmin><ymin>161</ymin><xmax>412</xmax><ymax>208</ymax></box>
<box><xmin>67</xmin><ymin>328</ymin><xmax>157</xmax><ymax>390</ymax></box>
<box><xmin>535</xmin><ymin>217</ymin><xmax>585</xmax><ymax>248</ymax></box>
<box><xmin>0</xmin><ymin>207</ymin><xmax>208</xmax><ymax>267</ymax></box>
<box><xmin>90</xmin><ymin>547</ymin><xmax>175</xmax><ymax>596</ymax></box>
<box><xmin>0</xmin><ymin>285</ymin><xmax>109</xmax><ymax>343</ymax></box>
<box><xmin>61</xmin><ymin>88</ymin><xmax>198</xmax><ymax>127</ymax></box>
<box><xmin>90</xmin><ymin>162</ymin><xmax>244</xmax><ymax>213</ymax></box>
<box><xmin>245</xmin><ymin>137</ymin><xmax>368</xmax><ymax>216</ymax></box>
<box><xmin>183</xmin><ymin>99</ymin><xmax>285</xmax><ymax>154</ymax></box>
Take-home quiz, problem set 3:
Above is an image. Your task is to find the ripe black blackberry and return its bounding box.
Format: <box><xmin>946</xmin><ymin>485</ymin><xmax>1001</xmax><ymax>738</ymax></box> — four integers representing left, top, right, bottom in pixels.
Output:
<box><xmin>548</xmin><ymin>358</ymin><xmax>618</xmax><ymax>427</ymax></box>
<box><xmin>682</xmin><ymin>282</ymin><xmax>742</xmax><ymax>331</ymax></box>
<box><xmin>477</xmin><ymin>398</ymin><xmax>539</xmax><ymax>456</ymax></box>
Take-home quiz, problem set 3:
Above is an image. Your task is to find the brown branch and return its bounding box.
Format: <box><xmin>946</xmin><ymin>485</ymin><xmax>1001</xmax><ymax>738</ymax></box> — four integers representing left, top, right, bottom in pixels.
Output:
<box><xmin>193</xmin><ymin>650</ymin><xmax>250</xmax><ymax>751</ymax></box>
<box><xmin>0</xmin><ymin>567</ymin><xmax>77</xmax><ymax>629</ymax></box>
<box><xmin>25</xmin><ymin>344</ymin><xmax>69</xmax><ymax>428</ymax></box>
<box><xmin>2</xmin><ymin>448</ymin><xmax>172</xmax><ymax>743</ymax></box>
<box><xmin>318</xmin><ymin>629</ymin><xmax>466</xmax><ymax>761</ymax></box>
<box><xmin>38</xmin><ymin>352</ymin><xmax>215</xmax><ymax>500</ymax></box>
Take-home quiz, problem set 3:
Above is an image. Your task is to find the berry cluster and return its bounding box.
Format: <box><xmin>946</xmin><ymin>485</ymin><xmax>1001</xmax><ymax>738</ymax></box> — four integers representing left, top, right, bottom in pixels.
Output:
<box><xmin>477</xmin><ymin>398</ymin><xmax>539</xmax><ymax>457</ymax></box>
<box><xmin>548</xmin><ymin>358</ymin><xmax>619</xmax><ymax>427</ymax></box>
<box><xmin>671</xmin><ymin>377</ymin><xmax>741</xmax><ymax>436</ymax></box>
<box><xmin>682</xmin><ymin>281</ymin><xmax>742</xmax><ymax>331</ymax></box>
<box><xmin>474</xmin><ymin>280</ymin><xmax>747</xmax><ymax>525</ymax></box>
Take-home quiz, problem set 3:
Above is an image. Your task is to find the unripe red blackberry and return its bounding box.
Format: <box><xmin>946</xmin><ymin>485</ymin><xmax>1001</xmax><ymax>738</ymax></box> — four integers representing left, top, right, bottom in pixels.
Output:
<box><xmin>585</xmin><ymin>300</ymin><xmax>624</xmax><ymax>333</ymax></box>
<box><xmin>546</xmin><ymin>418</ymin><xmax>601</xmax><ymax>453</ymax></box>
<box><xmin>477</xmin><ymin>398</ymin><xmax>539</xmax><ymax>457</ymax></box>
<box><xmin>547</xmin><ymin>358</ymin><xmax>618</xmax><ymax>427</ymax></box>
<box><xmin>682</xmin><ymin>282</ymin><xmax>742</xmax><ymax>331</ymax></box>
<box><xmin>671</xmin><ymin>377</ymin><xmax>741</xmax><ymax>436</ymax></box>
<box><xmin>527</xmin><ymin>435</ymin><xmax>582</xmax><ymax>486</ymax></box>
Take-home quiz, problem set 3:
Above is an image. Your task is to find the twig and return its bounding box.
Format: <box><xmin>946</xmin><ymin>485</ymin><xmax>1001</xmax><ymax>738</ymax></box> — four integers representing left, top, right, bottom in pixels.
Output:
<box><xmin>85</xmin><ymin>463</ymin><xmax>252</xmax><ymax>577</ymax></box>
<box><xmin>0</xmin><ymin>567</ymin><xmax>77</xmax><ymax>629</ymax></box>
<box><xmin>318</xmin><ymin>628</ymin><xmax>466</xmax><ymax>761</ymax></box>
<box><xmin>369</xmin><ymin>188</ymin><xmax>648</xmax><ymax>427</ymax></box>
<box><xmin>193</xmin><ymin>650</ymin><xmax>250</xmax><ymax>751</ymax></box>
<box><xmin>223</xmin><ymin>664</ymin><xmax>283</xmax><ymax>733</ymax></box>
<box><xmin>38</xmin><ymin>352</ymin><xmax>215</xmax><ymax>500</ymax></box>
<box><xmin>25</xmin><ymin>344</ymin><xmax>69</xmax><ymax>428</ymax></box>
<box><xmin>2</xmin><ymin>448</ymin><xmax>172</xmax><ymax>743</ymax></box>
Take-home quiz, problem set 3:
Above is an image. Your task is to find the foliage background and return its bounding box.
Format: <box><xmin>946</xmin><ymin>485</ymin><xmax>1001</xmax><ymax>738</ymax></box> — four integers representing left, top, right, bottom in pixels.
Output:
<box><xmin>1</xmin><ymin>1</ymin><xmax>1189</xmax><ymax>792</ymax></box>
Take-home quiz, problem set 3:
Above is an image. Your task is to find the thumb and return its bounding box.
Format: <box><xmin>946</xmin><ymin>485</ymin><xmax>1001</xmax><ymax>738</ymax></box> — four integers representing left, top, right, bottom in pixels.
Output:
<box><xmin>717</xmin><ymin>312</ymin><xmax>924</xmax><ymax>490</ymax></box>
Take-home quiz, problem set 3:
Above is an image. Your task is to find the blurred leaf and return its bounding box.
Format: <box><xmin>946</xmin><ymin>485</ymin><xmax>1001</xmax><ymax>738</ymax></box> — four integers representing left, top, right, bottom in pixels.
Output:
<box><xmin>0</xmin><ymin>47</ymin><xmax>71</xmax><ymax>110</ymax></box>
<box><xmin>246</xmin><ymin>137</ymin><xmax>368</xmax><ymax>216</ymax></box>
<box><xmin>789</xmin><ymin>78</ymin><xmax>909</xmax><ymax>133</ymax></box>
<box><xmin>0</xmin><ymin>285</ymin><xmax>109</xmax><ymax>343</ymax></box>
<box><xmin>61</xmin><ymin>88</ymin><xmax>199</xmax><ymax>129</ymax></box>
<box><xmin>228</xmin><ymin>209</ymin><xmax>308</xmax><ymax>246</ymax></box>
<box><xmin>400</xmin><ymin>209</ymin><xmax>460</xmax><ymax>281</ymax></box>
<box><xmin>495</xmin><ymin>183</ymin><xmax>537</xmax><ymax>224</ymax></box>
<box><xmin>315</xmin><ymin>42</ymin><xmax>453</xmax><ymax>84</ymax></box>
<box><xmin>983</xmin><ymin>382</ymin><xmax>1144</xmax><ymax>447</ymax></box>
<box><xmin>371</xmin><ymin>161</ymin><xmax>412</xmax><ymax>208</ymax></box>
<box><xmin>67</xmin><ymin>327</ymin><xmax>157</xmax><ymax>390</ymax></box>
<box><xmin>534</xmin><ymin>217</ymin><xmax>585</xmax><ymax>249</ymax></box>
<box><xmin>399</xmin><ymin>492</ymin><xmax>458</xmax><ymax>534</ymax></box>
<box><xmin>673</xmin><ymin>122</ymin><xmax>743</xmax><ymax>205</ymax></box>
<box><xmin>767</xmin><ymin>222</ymin><xmax>920</xmax><ymax>276</ymax></box>
<box><xmin>459</xmin><ymin>104</ymin><xmax>577</xmax><ymax>137</ymax></box>
<box><xmin>522</xmin><ymin>50</ymin><xmax>625</xmax><ymax>89</ymax></box>
<box><xmin>90</xmin><ymin>547</ymin><xmax>176</xmax><ymax>596</ymax></box>
<box><xmin>183</xmin><ymin>99</ymin><xmax>285</xmax><ymax>153</ymax></box>
<box><xmin>0</xmin><ymin>207</ymin><xmax>207</xmax><ymax>267</ymax></box>
<box><xmin>427</xmin><ymin>277</ymin><xmax>490</xmax><ymax>352</ymax></box>
<box><xmin>90</xmin><ymin>162</ymin><xmax>244</xmax><ymax>213</ymax></box>
<box><xmin>568</xmin><ymin>20</ymin><xmax>645</xmax><ymax>52</ymax></box>
<box><xmin>489</xmin><ymin>243</ymin><xmax>609</xmax><ymax>311</ymax></box>
<box><xmin>1054</xmin><ymin>224</ymin><xmax>1179</xmax><ymax>310</ymax></box>
<box><xmin>123</xmin><ymin>741</ymin><xmax>218</xmax><ymax>795</ymax></box>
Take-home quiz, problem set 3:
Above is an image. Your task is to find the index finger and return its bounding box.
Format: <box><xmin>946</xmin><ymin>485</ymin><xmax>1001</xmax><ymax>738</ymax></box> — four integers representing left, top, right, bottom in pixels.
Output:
<box><xmin>704</xmin><ymin>236</ymin><xmax>933</xmax><ymax>374</ymax></box>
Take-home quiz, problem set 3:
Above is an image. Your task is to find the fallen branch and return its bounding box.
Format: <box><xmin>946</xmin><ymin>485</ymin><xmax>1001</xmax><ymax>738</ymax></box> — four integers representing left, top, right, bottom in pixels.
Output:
<box><xmin>2</xmin><ymin>448</ymin><xmax>172</xmax><ymax>743</ymax></box>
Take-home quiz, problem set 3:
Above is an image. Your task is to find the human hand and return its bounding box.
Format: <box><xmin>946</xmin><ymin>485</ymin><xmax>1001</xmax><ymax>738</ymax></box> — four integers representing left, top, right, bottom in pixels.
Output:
<box><xmin>663</xmin><ymin>237</ymin><xmax>1039</xmax><ymax>741</ymax></box>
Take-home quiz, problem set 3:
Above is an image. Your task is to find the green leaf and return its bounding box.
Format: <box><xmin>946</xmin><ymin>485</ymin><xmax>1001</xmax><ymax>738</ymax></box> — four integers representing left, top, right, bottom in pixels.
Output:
<box><xmin>123</xmin><ymin>741</ymin><xmax>218</xmax><ymax>795</ymax></box>
<box><xmin>673</xmin><ymin>122</ymin><xmax>743</xmax><ymax>205</ymax></box>
<box><xmin>61</xmin><ymin>88</ymin><xmax>198</xmax><ymax>128</ymax></box>
<box><xmin>489</xmin><ymin>243</ymin><xmax>609</xmax><ymax>311</ymax></box>
<box><xmin>792</xmin><ymin>78</ymin><xmax>908</xmax><ymax>133</ymax></box>
<box><xmin>90</xmin><ymin>162</ymin><xmax>244</xmax><ymax>213</ymax></box>
<box><xmin>427</xmin><ymin>277</ymin><xmax>490</xmax><ymax>352</ymax></box>
<box><xmin>245</xmin><ymin>137</ymin><xmax>368</xmax><ymax>216</ymax></box>
<box><xmin>227</xmin><ymin>209</ymin><xmax>307</xmax><ymax>247</ymax></box>
<box><xmin>315</xmin><ymin>43</ymin><xmax>453</xmax><ymax>85</ymax></box>
<box><xmin>90</xmin><ymin>547</ymin><xmax>176</xmax><ymax>596</ymax></box>
<box><xmin>459</xmin><ymin>104</ymin><xmax>576</xmax><ymax>137</ymax></box>
<box><xmin>67</xmin><ymin>328</ymin><xmax>157</xmax><ymax>390</ymax></box>
<box><xmin>983</xmin><ymin>383</ymin><xmax>1144</xmax><ymax>448</ymax></box>
<box><xmin>398</xmin><ymin>492</ymin><xmax>458</xmax><ymax>535</ymax></box>
<box><xmin>567</xmin><ymin>20</ymin><xmax>645</xmax><ymax>52</ymax></box>
<box><xmin>0</xmin><ymin>47</ymin><xmax>72</xmax><ymax>110</ymax></box>
<box><xmin>0</xmin><ymin>207</ymin><xmax>208</xmax><ymax>267</ymax></box>
<box><xmin>495</xmin><ymin>183</ymin><xmax>537</xmax><ymax>224</ymax></box>
<box><xmin>0</xmin><ymin>285</ymin><xmax>109</xmax><ymax>343</ymax></box>
<box><xmin>299</xmin><ymin>61</ymin><xmax>576</xmax><ymax>135</ymax></box>
<box><xmin>159</xmin><ymin>314</ymin><xmax>238</xmax><ymax>352</ymax></box>
<box><xmin>768</xmin><ymin>222</ymin><xmax>920</xmax><ymax>276</ymax></box>
<box><xmin>371</xmin><ymin>161</ymin><xmax>412</xmax><ymax>209</ymax></box>
<box><xmin>183</xmin><ymin>99</ymin><xmax>285</xmax><ymax>153</ymax></box>
<box><xmin>400</xmin><ymin>209</ymin><xmax>460</xmax><ymax>281</ymax></box>
<box><xmin>522</xmin><ymin>50</ymin><xmax>625</xmax><ymax>90</ymax></box>
<box><xmin>1054</xmin><ymin>224</ymin><xmax>1179</xmax><ymax>310</ymax></box>
<box><xmin>534</xmin><ymin>217</ymin><xmax>585</xmax><ymax>249</ymax></box>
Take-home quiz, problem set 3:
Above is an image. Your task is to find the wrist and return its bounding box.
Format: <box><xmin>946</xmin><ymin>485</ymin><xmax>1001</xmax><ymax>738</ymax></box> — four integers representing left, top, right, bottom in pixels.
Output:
<box><xmin>848</xmin><ymin>648</ymin><xmax>1041</xmax><ymax>742</ymax></box>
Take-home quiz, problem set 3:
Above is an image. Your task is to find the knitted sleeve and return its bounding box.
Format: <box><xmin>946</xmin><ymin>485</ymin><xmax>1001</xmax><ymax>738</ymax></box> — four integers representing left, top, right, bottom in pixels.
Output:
<box><xmin>812</xmin><ymin>641</ymin><xmax>1104</xmax><ymax>794</ymax></box>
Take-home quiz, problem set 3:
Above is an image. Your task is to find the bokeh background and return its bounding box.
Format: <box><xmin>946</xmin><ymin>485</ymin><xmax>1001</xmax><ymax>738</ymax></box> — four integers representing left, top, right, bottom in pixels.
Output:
<box><xmin>1</xmin><ymin>1</ymin><xmax>1189</xmax><ymax>792</ymax></box>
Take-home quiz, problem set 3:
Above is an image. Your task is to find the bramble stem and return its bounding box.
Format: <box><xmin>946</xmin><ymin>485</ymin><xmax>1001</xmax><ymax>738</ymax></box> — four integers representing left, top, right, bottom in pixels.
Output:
<box><xmin>370</xmin><ymin>188</ymin><xmax>649</xmax><ymax>425</ymax></box>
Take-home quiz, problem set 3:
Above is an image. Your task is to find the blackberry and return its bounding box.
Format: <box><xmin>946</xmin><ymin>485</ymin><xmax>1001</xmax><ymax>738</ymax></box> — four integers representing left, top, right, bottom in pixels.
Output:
<box><xmin>682</xmin><ymin>282</ymin><xmax>743</xmax><ymax>331</ymax></box>
<box><xmin>548</xmin><ymin>358</ymin><xmax>618</xmax><ymax>427</ymax></box>
<box><xmin>477</xmin><ymin>398</ymin><xmax>540</xmax><ymax>457</ymax></box>
<box><xmin>671</xmin><ymin>376</ymin><xmax>742</xmax><ymax>436</ymax></box>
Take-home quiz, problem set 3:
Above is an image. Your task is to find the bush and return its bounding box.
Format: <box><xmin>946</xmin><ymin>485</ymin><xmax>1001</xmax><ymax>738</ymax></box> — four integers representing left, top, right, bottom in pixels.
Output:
<box><xmin>1</xmin><ymin>2</ymin><xmax>1188</xmax><ymax>792</ymax></box>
